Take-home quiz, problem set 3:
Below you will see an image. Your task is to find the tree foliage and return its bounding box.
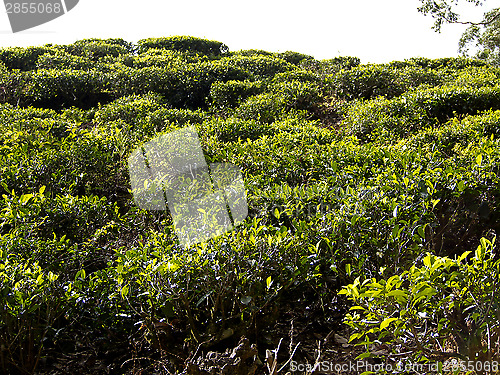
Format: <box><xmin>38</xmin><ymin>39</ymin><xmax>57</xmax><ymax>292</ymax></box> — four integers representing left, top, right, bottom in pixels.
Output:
<box><xmin>418</xmin><ymin>0</ymin><xmax>489</xmax><ymax>32</ymax></box>
<box><xmin>459</xmin><ymin>8</ymin><xmax>500</xmax><ymax>65</ymax></box>
<box><xmin>418</xmin><ymin>1</ymin><xmax>500</xmax><ymax>65</ymax></box>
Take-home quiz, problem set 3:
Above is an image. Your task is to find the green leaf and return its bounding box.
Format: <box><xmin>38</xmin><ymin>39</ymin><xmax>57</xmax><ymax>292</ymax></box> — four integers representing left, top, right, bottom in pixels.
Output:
<box><xmin>266</xmin><ymin>276</ymin><xmax>272</xmax><ymax>290</ymax></box>
<box><xmin>476</xmin><ymin>154</ymin><xmax>483</xmax><ymax>166</ymax></box>
<box><xmin>345</xmin><ymin>263</ymin><xmax>352</xmax><ymax>276</ymax></box>
<box><xmin>356</xmin><ymin>352</ymin><xmax>372</xmax><ymax>360</ymax></box>
<box><xmin>387</xmin><ymin>290</ymin><xmax>407</xmax><ymax>298</ymax></box>
<box><xmin>391</xmin><ymin>224</ymin><xmax>400</xmax><ymax>239</ymax></box>
<box><xmin>431</xmin><ymin>199</ymin><xmax>440</xmax><ymax>209</ymax></box>
<box><xmin>417</xmin><ymin>225</ymin><xmax>425</xmax><ymax>239</ymax></box>
<box><xmin>349</xmin><ymin>306</ymin><xmax>366</xmax><ymax>311</ymax></box>
<box><xmin>349</xmin><ymin>284</ymin><xmax>360</xmax><ymax>298</ymax></box>
<box><xmin>121</xmin><ymin>284</ymin><xmax>129</xmax><ymax>299</ymax></box>
<box><xmin>458</xmin><ymin>251</ymin><xmax>471</xmax><ymax>262</ymax></box>
<box><xmin>380</xmin><ymin>317</ymin><xmax>398</xmax><ymax>330</ymax></box>
<box><xmin>423</xmin><ymin>253</ymin><xmax>432</xmax><ymax>268</ymax></box>
<box><xmin>20</xmin><ymin>194</ymin><xmax>33</xmax><ymax>205</ymax></box>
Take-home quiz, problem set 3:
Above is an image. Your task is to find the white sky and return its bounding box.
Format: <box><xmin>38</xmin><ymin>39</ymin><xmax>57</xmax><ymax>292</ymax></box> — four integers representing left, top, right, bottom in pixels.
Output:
<box><xmin>0</xmin><ymin>0</ymin><xmax>494</xmax><ymax>64</ymax></box>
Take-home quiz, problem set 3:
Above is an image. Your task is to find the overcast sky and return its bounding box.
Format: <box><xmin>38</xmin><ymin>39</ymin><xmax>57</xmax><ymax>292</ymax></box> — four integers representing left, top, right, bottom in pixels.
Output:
<box><xmin>0</xmin><ymin>0</ymin><xmax>494</xmax><ymax>63</ymax></box>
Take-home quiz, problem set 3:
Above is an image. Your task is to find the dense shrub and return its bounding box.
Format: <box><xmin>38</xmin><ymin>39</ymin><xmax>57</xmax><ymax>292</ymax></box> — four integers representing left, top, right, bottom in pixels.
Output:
<box><xmin>94</xmin><ymin>93</ymin><xmax>167</xmax><ymax>125</ymax></box>
<box><xmin>0</xmin><ymin>254</ymin><xmax>78</xmax><ymax>374</ymax></box>
<box><xmin>234</xmin><ymin>81</ymin><xmax>322</xmax><ymax>123</ymax></box>
<box><xmin>271</xmin><ymin>70</ymin><xmax>321</xmax><ymax>83</ymax></box>
<box><xmin>300</xmin><ymin>56</ymin><xmax>361</xmax><ymax>76</ymax></box>
<box><xmin>0</xmin><ymin>117</ymin><xmax>123</xmax><ymax>200</ymax></box>
<box><xmin>234</xmin><ymin>92</ymin><xmax>287</xmax><ymax>123</ymax></box>
<box><xmin>0</xmin><ymin>187</ymin><xmax>121</xmax><ymax>245</ymax></box>
<box><xmin>36</xmin><ymin>51</ymin><xmax>96</xmax><ymax>70</ymax></box>
<box><xmin>209</xmin><ymin>80</ymin><xmax>264</xmax><ymax>108</ymax></box>
<box><xmin>144</xmin><ymin>107</ymin><xmax>207</xmax><ymax>127</ymax></box>
<box><xmin>199</xmin><ymin>116</ymin><xmax>276</xmax><ymax>142</ymax></box>
<box><xmin>405</xmin><ymin>109</ymin><xmax>500</xmax><ymax>160</ymax></box>
<box><xmin>218</xmin><ymin>55</ymin><xmax>296</xmax><ymax>78</ymax></box>
<box><xmin>274</xmin><ymin>51</ymin><xmax>314</xmax><ymax>65</ymax></box>
<box><xmin>3</xmin><ymin>36</ymin><xmax>500</xmax><ymax>375</ymax></box>
<box><xmin>56</xmin><ymin>38</ymin><xmax>132</xmax><ymax>60</ymax></box>
<box><xmin>0</xmin><ymin>69</ymin><xmax>28</xmax><ymax>105</ymax></box>
<box><xmin>388</xmin><ymin>56</ymin><xmax>488</xmax><ymax>70</ymax></box>
<box><xmin>0</xmin><ymin>46</ymin><xmax>55</xmax><ymax>70</ymax></box>
<box><xmin>329</xmin><ymin>65</ymin><xmax>443</xmax><ymax>100</ymax></box>
<box><xmin>341</xmin><ymin>237</ymin><xmax>500</xmax><ymax>364</ymax></box>
<box><xmin>127</xmin><ymin>49</ymin><xmax>201</xmax><ymax>69</ymax></box>
<box><xmin>444</xmin><ymin>65</ymin><xmax>500</xmax><ymax>88</ymax></box>
<box><xmin>93</xmin><ymin>94</ymin><xmax>207</xmax><ymax>140</ymax></box>
<box><xmin>107</xmin><ymin>61</ymin><xmax>250</xmax><ymax>108</ymax></box>
<box><xmin>344</xmin><ymin>84</ymin><xmax>500</xmax><ymax>139</ymax></box>
<box><xmin>137</xmin><ymin>36</ymin><xmax>229</xmax><ymax>56</ymax></box>
<box><xmin>22</xmin><ymin>69</ymin><xmax>111</xmax><ymax>108</ymax></box>
<box><xmin>231</xmin><ymin>49</ymin><xmax>273</xmax><ymax>57</ymax></box>
<box><xmin>271</xmin><ymin>80</ymin><xmax>323</xmax><ymax>111</ymax></box>
<box><xmin>0</xmin><ymin>102</ymin><xmax>57</xmax><ymax>123</ymax></box>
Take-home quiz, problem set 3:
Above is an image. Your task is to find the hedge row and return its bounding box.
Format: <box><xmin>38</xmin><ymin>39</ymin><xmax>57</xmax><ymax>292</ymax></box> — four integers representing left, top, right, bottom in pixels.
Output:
<box><xmin>388</xmin><ymin>56</ymin><xmax>488</xmax><ymax>70</ymax></box>
<box><xmin>328</xmin><ymin>65</ymin><xmax>444</xmax><ymax>100</ymax></box>
<box><xmin>344</xmin><ymin>84</ymin><xmax>500</xmax><ymax>139</ymax></box>
<box><xmin>234</xmin><ymin>80</ymin><xmax>323</xmax><ymax>123</ymax></box>
<box><xmin>209</xmin><ymin>80</ymin><xmax>264</xmax><ymax>108</ymax></box>
<box><xmin>137</xmin><ymin>36</ymin><xmax>229</xmax><ymax>56</ymax></box>
<box><xmin>0</xmin><ymin>39</ymin><xmax>133</xmax><ymax>71</ymax></box>
<box><xmin>0</xmin><ymin>54</ymin><xmax>298</xmax><ymax>109</ymax></box>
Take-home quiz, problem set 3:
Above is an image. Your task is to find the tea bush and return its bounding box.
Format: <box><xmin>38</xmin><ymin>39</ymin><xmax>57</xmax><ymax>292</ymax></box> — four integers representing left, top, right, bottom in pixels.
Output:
<box><xmin>271</xmin><ymin>70</ymin><xmax>321</xmax><ymax>84</ymax></box>
<box><xmin>107</xmin><ymin>62</ymin><xmax>249</xmax><ymax>108</ymax></box>
<box><xmin>340</xmin><ymin>237</ymin><xmax>500</xmax><ymax>365</ymax></box>
<box><xmin>231</xmin><ymin>49</ymin><xmax>274</xmax><ymax>57</ymax></box>
<box><xmin>218</xmin><ymin>54</ymin><xmax>295</xmax><ymax>79</ymax></box>
<box><xmin>0</xmin><ymin>46</ymin><xmax>56</xmax><ymax>70</ymax></box>
<box><xmin>300</xmin><ymin>56</ymin><xmax>361</xmax><ymax>77</ymax></box>
<box><xmin>127</xmin><ymin>49</ymin><xmax>201</xmax><ymax>69</ymax></box>
<box><xmin>0</xmin><ymin>255</ymin><xmax>79</xmax><ymax>374</ymax></box>
<box><xmin>137</xmin><ymin>36</ymin><xmax>229</xmax><ymax>56</ymax></box>
<box><xmin>0</xmin><ymin>69</ymin><xmax>29</xmax><ymax>105</ymax></box>
<box><xmin>274</xmin><ymin>51</ymin><xmax>314</xmax><ymax>65</ymax></box>
<box><xmin>444</xmin><ymin>66</ymin><xmax>500</xmax><ymax>88</ymax></box>
<box><xmin>22</xmin><ymin>69</ymin><xmax>111</xmax><ymax>108</ymax></box>
<box><xmin>344</xmin><ymin>84</ymin><xmax>500</xmax><ymax>139</ymax></box>
<box><xmin>209</xmin><ymin>80</ymin><xmax>264</xmax><ymax>109</ymax></box>
<box><xmin>35</xmin><ymin>51</ymin><xmax>96</xmax><ymax>70</ymax></box>
<box><xmin>234</xmin><ymin>81</ymin><xmax>322</xmax><ymax>123</ymax></box>
<box><xmin>2</xmin><ymin>37</ymin><xmax>500</xmax><ymax>374</ymax></box>
<box><xmin>234</xmin><ymin>92</ymin><xmax>288</xmax><ymax>123</ymax></box>
<box><xmin>0</xmin><ymin>118</ymin><xmax>122</xmax><ymax>199</ymax></box>
<box><xmin>57</xmin><ymin>39</ymin><xmax>133</xmax><ymax>60</ymax></box>
<box><xmin>329</xmin><ymin>65</ymin><xmax>443</xmax><ymax>100</ymax></box>
<box><xmin>94</xmin><ymin>93</ymin><xmax>167</xmax><ymax>126</ymax></box>
<box><xmin>388</xmin><ymin>56</ymin><xmax>488</xmax><ymax>70</ymax></box>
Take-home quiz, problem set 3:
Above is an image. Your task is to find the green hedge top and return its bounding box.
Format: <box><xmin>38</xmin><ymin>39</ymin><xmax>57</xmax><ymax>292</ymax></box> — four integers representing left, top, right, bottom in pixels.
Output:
<box><xmin>0</xmin><ymin>46</ymin><xmax>56</xmax><ymax>70</ymax></box>
<box><xmin>388</xmin><ymin>56</ymin><xmax>488</xmax><ymax>70</ymax></box>
<box><xmin>137</xmin><ymin>36</ymin><xmax>229</xmax><ymax>56</ymax></box>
